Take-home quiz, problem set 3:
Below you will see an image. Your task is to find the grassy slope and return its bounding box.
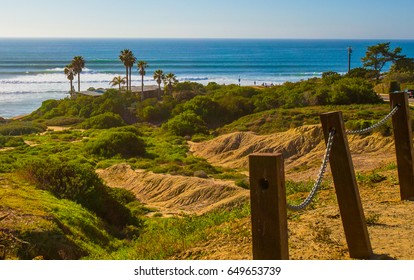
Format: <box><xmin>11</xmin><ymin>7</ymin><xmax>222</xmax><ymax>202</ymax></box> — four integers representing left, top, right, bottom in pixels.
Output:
<box><xmin>1</xmin><ymin>103</ymin><xmax>412</xmax><ymax>259</ymax></box>
<box><xmin>0</xmin><ymin>175</ymin><xmax>117</xmax><ymax>259</ymax></box>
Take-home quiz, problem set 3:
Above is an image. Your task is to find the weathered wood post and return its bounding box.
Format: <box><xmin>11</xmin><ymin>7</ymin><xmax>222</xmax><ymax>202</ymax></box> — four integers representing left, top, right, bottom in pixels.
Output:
<box><xmin>320</xmin><ymin>112</ymin><xmax>373</xmax><ymax>259</ymax></box>
<box><xmin>249</xmin><ymin>153</ymin><xmax>289</xmax><ymax>260</ymax></box>
<box><xmin>389</xmin><ymin>91</ymin><xmax>414</xmax><ymax>201</ymax></box>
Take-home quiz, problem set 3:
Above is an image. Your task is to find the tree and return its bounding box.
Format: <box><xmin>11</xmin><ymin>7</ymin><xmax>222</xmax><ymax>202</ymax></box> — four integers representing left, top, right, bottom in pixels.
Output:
<box><xmin>163</xmin><ymin>73</ymin><xmax>178</xmax><ymax>95</ymax></box>
<box><xmin>153</xmin><ymin>69</ymin><xmax>165</xmax><ymax>99</ymax></box>
<box><xmin>71</xmin><ymin>56</ymin><xmax>85</xmax><ymax>92</ymax></box>
<box><xmin>119</xmin><ymin>49</ymin><xmax>136</xmax><ymax>91</ymax></box>
<box><xmin>64</xmin><ymin>64</ymin><xmax>75</xmax><ymax>97</ymax></box>
<box><xmin>361</xmin><ymin>42</ymin><xmax>403</xmax><ymax>81</ymax></box>
<box><xmin>390</xmin><ymin>56</ymin><xmax>414</xmax><ymax>73</ymax></box>
<box><xmin>110</xmin><ymin>76</ymin><xmax>126</xmax><ymax>90</ymax></box>
<box><xmin>137</xmin><ymin>60</ymin><xmax>149</xmax><ymax>99</ymax></box>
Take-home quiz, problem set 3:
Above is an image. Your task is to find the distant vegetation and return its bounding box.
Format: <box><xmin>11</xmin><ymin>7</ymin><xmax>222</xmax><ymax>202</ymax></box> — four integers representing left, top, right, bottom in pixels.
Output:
<box><xmin>1</xmin><ymin>42</ymin><xmax>414</xmax><ymax>260</ymax></box>
<box><xmin>24</xmin><ymin>75</ymin><xmax>383</xmax><ymax>138</ymax></box>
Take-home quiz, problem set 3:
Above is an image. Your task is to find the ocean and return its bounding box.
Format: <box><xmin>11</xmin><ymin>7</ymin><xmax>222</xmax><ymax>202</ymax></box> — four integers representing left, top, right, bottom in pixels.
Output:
<box><xmin>1</xmin><ymin>38</ymin><xmax>414</xmax><ymax>118</ymax></box>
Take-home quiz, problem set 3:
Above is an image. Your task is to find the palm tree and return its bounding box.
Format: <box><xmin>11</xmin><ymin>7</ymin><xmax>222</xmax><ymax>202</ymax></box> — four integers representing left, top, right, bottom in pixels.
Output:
<box><xmin>163</xmin><ymin>73</ymin><xmax>178</xmax><ymax>95</ymax></box>
<box><xmin>119</xmin><ymin>49</ymin><xmax>136</xmax><ymax>91</ymax></box>
<box><xmin>64</xmin><ymin>64</ymin><xmax>75</xmax><ymax>97</ymax></box>
<box><xmin>71</xmin><ymin>56</ymin><xmax>85</xmax><ymax>92</ymax></box>
<box><xmin>119</xmin><ymin>49</ymin><xmax>129</xmax><ymax>91</ymax></box>
<box><xmin>137</xmin><ymin>60</ymin><xmax>148</xmax><ymax>99</ymax></box>
<box><xmin>153</xmin><ymin>69</ymin><xmax>165</xmax><ymax>99</ymax></box>
<box><xmin>110</xmin><ymin>76</ymin><xmax>126</xmax><ymax>90</ymax></box>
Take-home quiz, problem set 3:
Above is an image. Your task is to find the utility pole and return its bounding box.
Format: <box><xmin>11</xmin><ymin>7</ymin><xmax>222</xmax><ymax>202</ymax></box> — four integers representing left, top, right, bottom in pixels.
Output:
<box><xmin>348</xmin><ymin>46</ymin><xmax>352</xmax><ymax>73</ymax></box>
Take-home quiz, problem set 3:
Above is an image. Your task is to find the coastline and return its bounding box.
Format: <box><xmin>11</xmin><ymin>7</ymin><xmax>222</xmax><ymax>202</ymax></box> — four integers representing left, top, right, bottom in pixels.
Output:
<box><xmin>1</xmin><ymin>38</ymin><xmax>414</xmax><ymax>119</ymax></box>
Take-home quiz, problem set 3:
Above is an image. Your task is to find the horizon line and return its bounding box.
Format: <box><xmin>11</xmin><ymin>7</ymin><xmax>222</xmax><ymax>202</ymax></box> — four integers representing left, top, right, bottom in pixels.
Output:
<box><xmin>1</xmin><ymin>36</ymin><xmax>414</xmax><ymax>41</ymax></box>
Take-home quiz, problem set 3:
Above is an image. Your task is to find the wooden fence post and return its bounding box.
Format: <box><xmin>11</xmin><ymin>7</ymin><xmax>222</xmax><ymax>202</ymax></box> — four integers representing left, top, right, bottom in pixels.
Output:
<box><xmin>389</xmin><ymin>91</ymin><xmax>414</xmax><ymax>201</ymax></box>
<box><xmin>249</xmin><ymin>153</ymin><xmax>289</xmax><ymax>260</ymax></box>
<box><xmin>320</xmin><ymin>112</ymin><xmax>373</xmax><ymax>259</ymax></box>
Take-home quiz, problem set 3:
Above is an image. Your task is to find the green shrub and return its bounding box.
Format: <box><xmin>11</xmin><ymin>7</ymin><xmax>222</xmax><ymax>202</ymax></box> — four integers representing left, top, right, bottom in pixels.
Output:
<box><xmin>44</xmin><ymin>116</ymin><xmax>84</xmax><ymax>126</ymax></box>
<box><xmin>80</xmin><ymin>112</ymin><xmax>126</xmax><ymax>129</ymax></box>
<box><xmin>330</xmin><ymin>77</ymin><xmax>381</xmax><ymax>104</ymax></box>
<box><xmin>85</xmin><ymin>131</ymin><xmax>146</xmax><ymax>158</ymax></box>
<box><xmin>235</xmin><ymin>178</ymin><xmax>250</xmax><ymax>189</ymax></box>
<box><xmin>163</xmin><ymin>111</ymin><xmax>208</xmax><ymax>136</ymax></box>
<box><xmin>0</xmin><ymin>136</ymin><xmax>26</xmax><ymax>148</ymax></box>
<box><xmin>0</xmin><ymin>121</ymin><xmax>47</xmax><ymax>136</ymax></box>
<box><xmin>107</xmin><ymin>187</ymin><xmax>137</xmax><ymax>205</ymax></box>
<box><xmin>345</xmin><ymin>120</ymin><xmax>375</xmax><ymax>133</ymax></box>
<box><xmin>22</xmin><ymin>157</ymin><xmax>138</xmax><ymax>229</ymax></box>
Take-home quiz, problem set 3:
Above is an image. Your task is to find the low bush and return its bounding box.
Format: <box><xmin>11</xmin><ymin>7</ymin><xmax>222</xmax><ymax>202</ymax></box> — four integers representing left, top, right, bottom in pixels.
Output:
<box><xmin>163</xmin><ymin>110</ymin><xmax>208</xmax><ymax>136</ymax></box>
<box><xmin>0</xmin><ymin>135</ymin><xmax>26</xmax><ymax>148</ymax></box>
<box><xmin>44</xmin><ymin>116</ymin><xmax>84</xmax><ymax>126</ymax></box>
<box><xmin>22</xmin><ymin>157</ymin><xmax>139</xmax><ymax>229</ymax></box>
<box><xmin>80</xmin><ymin>112</ymin><xmax>126</xmax><ymax>129</ymax></box>
<box><xmin>85</xmin><ymin>131</ymin><xmax>146</xmax><ymax>158</ymax></box>
<box><xmin>0</xmin><ymin>121</ymin><xmax>47</xmax><ymax>136</ymax></box>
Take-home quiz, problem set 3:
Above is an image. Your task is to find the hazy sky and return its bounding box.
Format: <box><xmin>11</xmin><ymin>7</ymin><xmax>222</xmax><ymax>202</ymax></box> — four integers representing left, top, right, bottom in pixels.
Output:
<box><xmin>0</xmin><ymin>0</ymin><xmax>413</xmax><ymax>39</ymax></box>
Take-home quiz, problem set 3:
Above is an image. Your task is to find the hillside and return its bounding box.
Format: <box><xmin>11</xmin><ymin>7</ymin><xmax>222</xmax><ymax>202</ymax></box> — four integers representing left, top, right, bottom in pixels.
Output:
<box><xmin>1</xmin><ymin>80</ymin><xmax>413</xmax><ymax>259</ymax></box>
<box><xmin>94</xmin><ymin>125</ymin><xmax>414</xmax><ymax>260</ymax></box>
<box><xmin>97</xmin><ymin>164</ymin><xmax>248</xmax><ymax>216</ymax></box>
<box><xmin>182</xmin><ymin>127</ymin><xmax>414</xmax><ymax>260</ymax></box>
<box><xmin>190</xmin><ymin>125</ymin><xmax>395</xmax><ymax>181</ymax></box>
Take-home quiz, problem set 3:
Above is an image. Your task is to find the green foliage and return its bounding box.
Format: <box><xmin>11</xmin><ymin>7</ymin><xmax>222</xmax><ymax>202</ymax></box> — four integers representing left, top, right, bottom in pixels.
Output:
<box><xmin>0</xmin><ymin>135</ymin><xmax>26</xmax><ymax>148</ymax></box>
<box><xmin>322</xmin><ymin>71</ymin><xmax>341</xmax><ymax>84</ymax></box>
<box><xmin>356</xmin><ymin>171</ymin><xmax>387</xmax><ymax>187</ymax></box>
<box><xmin>329</xmin><ymin>78</ymin><xmax>381</xmax><ymax>104</ymax></box>
<box><xmin>179</xmin><ymin>95</ymin><xmax>223</xmax><ymax>127</ymax></box>
<box><xmin>366</xmin><ymin>213</ymin><xmax>381</xmax><ymax>226</ymax></box>
<box><xmin>0</xmin><ymin>176</ymin><xmax>119</xmax><ymax>259</ymax></box>
<box><xmin>21</xmin><ymin>157</ymin><xmax>138</xmax><ymax>229</ymax></box>
<box><xmin>0</xmin><ymin>121</ymin><xmax>47</xmax><ymax>136</ymax></box>
<box><xmin>361</xmin><ymin>42</ymin><xmax>403</xmax><ymax>80</ymax></box>
<box><xmin>137</xmin><ymin>99</ymin><xmax>174</xmax><ymax>123</ymax></box>
<box><xmin>44</xmin><ymin>116</ymin><xmax>84</xmax><ymax>126</ymax></box>
<box><xmin>107</xmin><ymin>187</ymin><xmax>137</xmax><ymax>205</ymax></box>
<box><xmin>80</xmin><ymin>112</ymin><xmax>126</xmax><ymax>129</ymax></box>
<box><xmin>28</xmin><ymin>89</ymin><xmax>138</xmax><ymax>124</ymax></box>
<box><xmin>85</xmin><ymin>130</ymin><xmax>146</xmax><ymax>158</ymax></box>
<box><xmin>346</xmin><ymin>67</ymin><xmax>374</xmax><ymax>79</ymax></box>
<box><xmin>389</xmin><ymin>80</ymin><xmax>401</xmax><ymax>93</ymax></box>
<box><xmin>98</xmin><ymin>203</ymin><xmax>251</xmax><ymax>259</ymax></box>
<box><xmin>235</xmin><ymin>178</ymin><xmax>249</xmax><ymax>189</ymax></box>
<box><xmin>173</xmin><ymin>81</ymin><xmax>206</xmax><ymax>101</ymax></box>
<box><xmin>163</xmin><ymin>110</ymin><xmax>208</xmax><ymax>136</ymax></box>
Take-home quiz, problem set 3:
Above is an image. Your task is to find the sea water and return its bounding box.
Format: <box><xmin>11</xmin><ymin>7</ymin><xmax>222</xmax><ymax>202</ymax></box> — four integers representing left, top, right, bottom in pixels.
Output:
<box><xmin>1</xmin><ymin>38</ymin><xmax>414</xmax><ymax>118</ymax></box>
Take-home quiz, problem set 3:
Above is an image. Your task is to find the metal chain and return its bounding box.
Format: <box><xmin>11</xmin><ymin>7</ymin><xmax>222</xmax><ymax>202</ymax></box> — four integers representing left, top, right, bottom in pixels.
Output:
<box><xmin>287</xmin><ymin>129</ymin><xmax>336</xmax><ymax>211</ymax></box>
<box><xmin>346</xmin><ymin>105</ymin><xmax>400</xmax><ymax>135</ymax></box>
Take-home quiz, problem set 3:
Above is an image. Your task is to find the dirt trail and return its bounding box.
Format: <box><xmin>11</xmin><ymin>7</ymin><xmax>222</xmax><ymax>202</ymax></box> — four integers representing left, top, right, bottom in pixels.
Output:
<box><xmin>97</xmin><ymin>164</ymin><xmax>249</xmax><ymax>215</ymax></box>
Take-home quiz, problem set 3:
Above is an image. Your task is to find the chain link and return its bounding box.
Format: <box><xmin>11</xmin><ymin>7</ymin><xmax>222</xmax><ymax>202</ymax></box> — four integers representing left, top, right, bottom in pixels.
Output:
<box><xmin>346</xmin><ymin>105</ymin><xmax>400</xmax><ymax>135</ymax></box>
<box><xmin>286</xmin><ymin>106</ymin><xmax>399</xmax><ymax>211</ymax></box>
<box><xmin>287</xmin><ymin>129</ymin><xmax>335</xmax><ymax>211</ymax></box>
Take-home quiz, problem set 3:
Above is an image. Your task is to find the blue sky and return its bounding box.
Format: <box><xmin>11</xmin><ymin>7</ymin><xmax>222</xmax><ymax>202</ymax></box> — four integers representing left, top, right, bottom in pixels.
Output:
<box><xmin>0</xmin><ymin>0</ymin><xmax>413</xmax><ymax>39</ymax></box>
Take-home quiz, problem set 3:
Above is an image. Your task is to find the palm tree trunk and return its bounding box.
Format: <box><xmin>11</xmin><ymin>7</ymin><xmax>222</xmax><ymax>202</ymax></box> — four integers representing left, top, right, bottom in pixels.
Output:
<box><xmin>70</xmin><ymin>80</ymin><xmax>73</xmax><ymax>97</ymax></box>
<box><xmin>77</xmin><ymin>73</ymin><xmax>80</xmax><ymax>92</ymax></box>
<box><xmin>141</xmin><ymin>75</ymin><xmax>144</xmax><ymax>100</ymax></box>
<box><xmin>129</xmin><ymin>66</ymin><xmax>132</xmax><ymax>91</ymax></box>
<box><xmin>125</xmin><ymin>67</ymin><xmax>129</xmax><ymax>91</ymax></box>
<box><xmin>157</xmin><ymin>82</ymin><xmax>161</xmax><ymax>99</ymax></box>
